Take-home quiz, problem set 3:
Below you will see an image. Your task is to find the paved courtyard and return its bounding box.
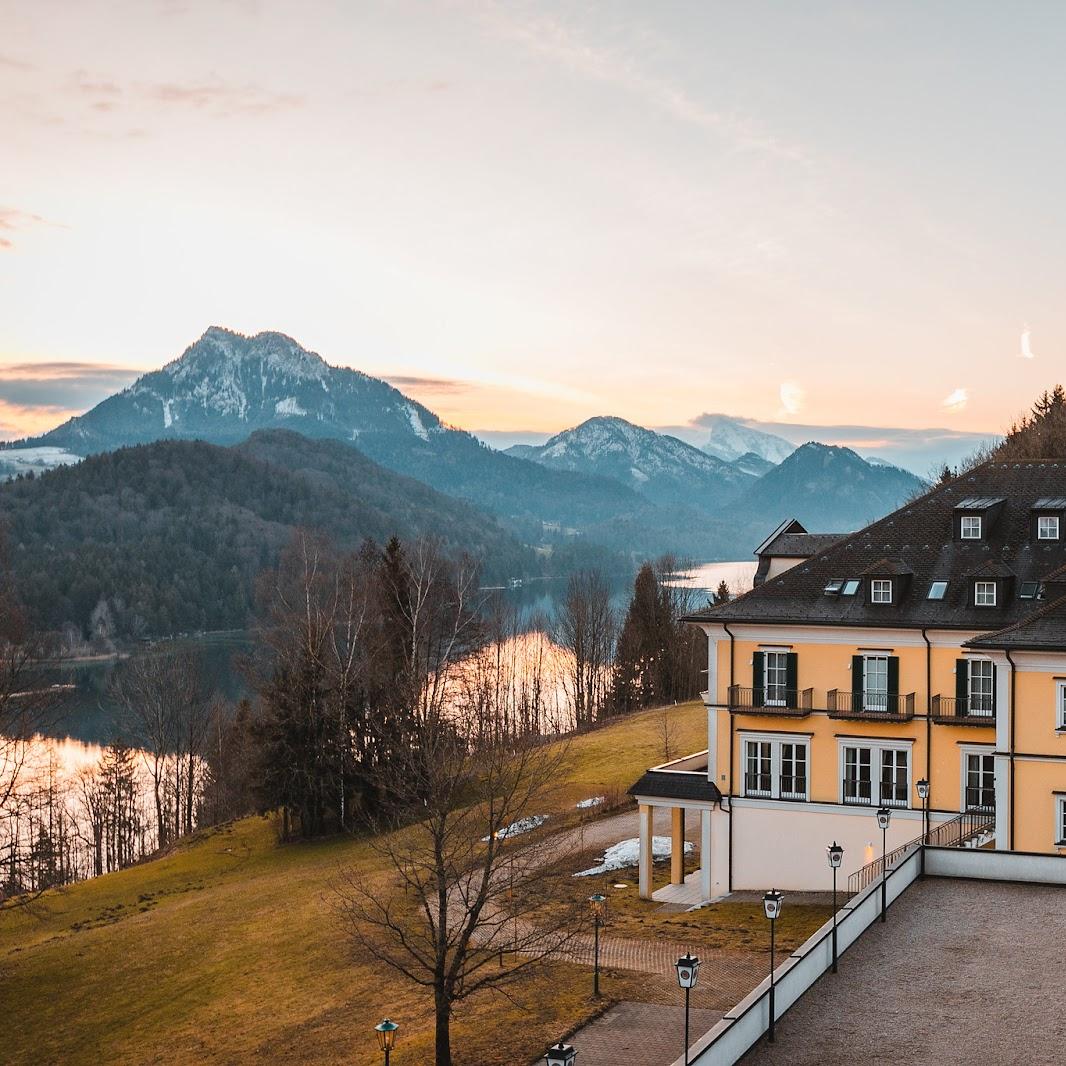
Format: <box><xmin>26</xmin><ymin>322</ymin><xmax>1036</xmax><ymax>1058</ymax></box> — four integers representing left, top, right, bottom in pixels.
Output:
<box><xmin>573</xmin><ymin>1002</ymin><xmax>724</xmax><ymax>1066</ymax></box>
<box><xmin>743</xmin><ymin>877</ymin><xmax>1066</xmax><ymax>1065</ymax></box>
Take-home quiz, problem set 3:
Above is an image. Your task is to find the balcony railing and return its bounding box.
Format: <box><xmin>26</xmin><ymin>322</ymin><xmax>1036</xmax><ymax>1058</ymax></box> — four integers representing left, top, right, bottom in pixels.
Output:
<box><xmin>728</xmin><ymin>685</ymin><xmax>814</xmax><ymax>715</ymax></box>
<box><xmin>743</xmin><ymin>771</ymin><xmax>808</xmax><ymax>800</ymax></box>
<box><xmin>964</xmin><ymin>785</ymin><xmax>996</xmax><ymax>812</ymax></box>
<box><xmin>931</xmin><ymin>695</ymin><xmax>996</xmax><ymax>726</ymax></box>
<box><xmin>827</xmin><ymin>689</ymin><xmax>915</xmax><ymax>720</ymax></box>
<box><xmin>841</xmin><ymin>778</ymin><xmax>909</xmax><ymax>808</ymax></box>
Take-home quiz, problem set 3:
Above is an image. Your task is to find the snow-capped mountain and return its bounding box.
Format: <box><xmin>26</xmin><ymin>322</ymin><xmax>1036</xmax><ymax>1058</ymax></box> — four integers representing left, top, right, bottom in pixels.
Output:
<box><xmin>27</xmin><ymin>327</ymin><xmax>441</xmax><ymax>451</ymax></box>
<box><xmin>700</xmin><ymin>414</ymin><xmax>795</xmax><ymax>465</ymax></box>
<box><xmin>506</xmin><ymin>416</ymin><xmax>755</xmax><ymax>510</ymax></box>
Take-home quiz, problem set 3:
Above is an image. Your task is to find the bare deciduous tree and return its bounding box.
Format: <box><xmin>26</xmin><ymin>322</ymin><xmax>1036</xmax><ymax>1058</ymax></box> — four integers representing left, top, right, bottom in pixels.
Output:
<box><xmin>335</xmin><ymin>710</ymin><xmax>581</xmax><ymax>1066</ymax></box>
<box><xmin>552</xmin><ymin>568</ymin><xmax>615</xmax><ymax>729</ymax></box>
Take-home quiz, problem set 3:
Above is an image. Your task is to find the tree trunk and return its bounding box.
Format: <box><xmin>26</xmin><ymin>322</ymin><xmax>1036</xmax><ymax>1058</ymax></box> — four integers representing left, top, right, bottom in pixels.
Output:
<box><xmin>434</xmin><ymin>988</ymin><xmax>452</xmax><ymax>1066</ymax></box>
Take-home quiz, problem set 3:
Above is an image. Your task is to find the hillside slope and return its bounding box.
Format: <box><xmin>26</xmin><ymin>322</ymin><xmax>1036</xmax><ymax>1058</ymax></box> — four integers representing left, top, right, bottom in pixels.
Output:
<box><xmin>0</xmin><ymin>430</ymin><xmax>532</xmax><ymax>637</ymax></box>
<box><xmin>0</xmin><ymin>703</ymin><xmax>709</xmax><ymax>1066</ymax></box>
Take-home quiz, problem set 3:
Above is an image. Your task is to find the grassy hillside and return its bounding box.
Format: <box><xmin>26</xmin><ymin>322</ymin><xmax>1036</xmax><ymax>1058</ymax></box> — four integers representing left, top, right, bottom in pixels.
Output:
<box><xmin>0</xmin><ymin>703</ymin><xmax>709</xmax><ymax>1065</ymax></box>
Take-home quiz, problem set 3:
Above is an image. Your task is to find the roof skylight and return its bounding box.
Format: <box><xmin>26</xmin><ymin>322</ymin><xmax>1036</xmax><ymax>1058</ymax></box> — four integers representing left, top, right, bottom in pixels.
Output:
<box><xmin>1019</xmin><ymin>581</ymin><xmax>1041</xmax><ymax>600</ymax></box>
<box><xmin>823</xmin><ymin>580</ymin><xmax>844</xmax><ymax>596</ymax></box>
<box><xmin>927</xmin><ymin>580</ymin><xmax>948</xmax><ymax>600</ymax></box>
<box><xmin>841</xmin><ymin>579</ymin><xmax>860</xmax><ymax>596</ymax></box>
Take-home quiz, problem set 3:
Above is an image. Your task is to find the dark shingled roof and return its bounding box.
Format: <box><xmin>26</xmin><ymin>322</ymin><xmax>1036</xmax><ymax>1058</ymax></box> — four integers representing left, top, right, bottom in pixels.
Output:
<box><xmin>627</xmin><ymin>770</ymin><xmax>722</xmax><ymax>804</ymax></box>
<box><xmin>770</xmin><ymin>532</ymin><xmax>847</xmax><ymax>559</ymax></box>
<box><xmin>685</xmin><ymin>460</ymin><xmax>1066</xmax><ymax>632</ymax></box>
<box><xmin>966</xmin><ymin>594</ymin><xmax>1066</xmax><ymax>650</ymax></box>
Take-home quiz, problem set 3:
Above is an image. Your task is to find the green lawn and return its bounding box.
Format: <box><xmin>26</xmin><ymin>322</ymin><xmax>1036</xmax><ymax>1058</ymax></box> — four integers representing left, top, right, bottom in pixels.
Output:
<box><xmin>0</xmin><ymin>702</ymin><xmax>708</xmax><ymax>1065</ymax></box>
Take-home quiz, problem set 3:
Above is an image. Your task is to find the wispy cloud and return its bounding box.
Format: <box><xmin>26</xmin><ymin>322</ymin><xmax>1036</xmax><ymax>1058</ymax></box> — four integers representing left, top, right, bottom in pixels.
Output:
<box><xmin>0</xmin><ymin>207</ymin><xmax>65</xmax><ymax>250</ymax></box>
<box><xmin>384</xmin><ymin>374</ymin><xmax>468</xmax><ymax>394</ymax></box>
<box><xmin>942</xmin><ymin>387</ymin><xmax>968</xmax><ymax>413</ymax></box>
<box><xmin>779</xmin><ymin>381</ymin><xmax>806</xmax><ymax>415</ymax></box>
<box><xmin>0</xmin><ymin>362</ymin><xmax>139</xmax><ymax>410</ymax></box>
<box><xmin>0</xmin><ymin>398</ymin><xmax>80</xmax><ymax>441</ymax></box>
<box><xmin>66</xmin><ymin>69</ymin><xmax>303</xmax><ymax>120</ymax></box>
<box><xmin>476</xmin><ymin>4</ymin><xmax>807</xmax><ymax>162</ymax></box>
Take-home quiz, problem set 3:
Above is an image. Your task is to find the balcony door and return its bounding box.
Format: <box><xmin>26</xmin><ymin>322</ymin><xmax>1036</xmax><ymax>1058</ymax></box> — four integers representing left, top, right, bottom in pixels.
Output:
<box><xmin>964</xmin><ymin>752</ymin><xmax>995</xmax><ymax>811</ymax></box>
<box><xmin>968</xmin><ymin>660</ymin><xmax>994</xmax><ymax>717</ymax></box>
<box><xmin>764</xmin><ymin>651</ymin><xmax>788</xmax><ymax>706</ymax></box>
<box><xmin>863</xmin><ymin>655</ymin><xmax>890</xmax><ymax>712</ymax></box>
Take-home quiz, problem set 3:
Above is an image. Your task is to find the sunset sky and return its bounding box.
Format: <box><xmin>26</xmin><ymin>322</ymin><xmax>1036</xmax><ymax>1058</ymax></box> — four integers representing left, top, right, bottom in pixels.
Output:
<box><xmin>4</xmin><ymin>1</ymin><xmax>1066</xmax><ymax>470</ymax></box>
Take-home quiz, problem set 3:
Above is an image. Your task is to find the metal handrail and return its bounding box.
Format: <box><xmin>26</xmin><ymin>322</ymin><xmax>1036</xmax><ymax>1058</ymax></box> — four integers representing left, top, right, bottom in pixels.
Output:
<box><xmin>728</xmin><ymin>685</ymin><xmax>813</xmax><ymax>712</ymax></box>
<box><xmin>930</xmin><ymin>694</ymin><xmax>995</xmax><ymax>724</ymax></box>
<box><xmin>846</xmin><ymin>807</ymin><xmax>995</xmax><ymax>893</ymax></box>
<box><xmin>827</xmin><ymin>689</ymin><xmax>915</xmax><ymax>719</ymax></box>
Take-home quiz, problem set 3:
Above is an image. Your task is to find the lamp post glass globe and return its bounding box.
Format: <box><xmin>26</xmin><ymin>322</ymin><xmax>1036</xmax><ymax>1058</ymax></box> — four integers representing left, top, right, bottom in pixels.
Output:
<box><xmin>588</xmin><ymin>893</ymin><xmax>607</xmax><ymax>919</ymax></box>
<box><xmin>375</xmin><ymin>1019</ymin><xmax>399</xmax><ymax>1052</ymax></box>
<box><xmin>675</xmin><ymin>952</ymin><xmax>700</xmax><ymax>989</ymax></box>
<box><xmin>762</xmin><ymin>888</ymin><xmax>784</xmax><ymax>920</ymax></box>
<box><xmin>916</xmin><ymin>778</ymin><xmax>929</xmax><ymax>801</ymax></box>
<box><xmin>545</xmin><ymin>1041</ymin><xmax>578</xmax><ymax>1066</ymax></box>
<box><xmin>827</xmin><ymin>841</ymin><xmax>843</xmax><ymax>869</ymax></box>
<box><xmin>876</xmin><ymin>807</ymin><xmax>892</xmax><ymax>831</ymax></box>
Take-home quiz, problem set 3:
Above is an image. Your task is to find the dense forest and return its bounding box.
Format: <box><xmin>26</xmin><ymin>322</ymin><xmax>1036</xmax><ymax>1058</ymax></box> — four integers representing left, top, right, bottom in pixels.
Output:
<box><xmin>0</xmin><ymin>430</ymin><xmax>540</xmax><ymax>640</ymax></box>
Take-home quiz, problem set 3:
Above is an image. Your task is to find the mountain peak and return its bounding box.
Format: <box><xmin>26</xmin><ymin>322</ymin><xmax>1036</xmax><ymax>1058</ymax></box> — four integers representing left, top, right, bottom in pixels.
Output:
<box><xmin>700</xmin><ymin>414</ymin><xmax>795</xmax><ymax>465</ymax></box>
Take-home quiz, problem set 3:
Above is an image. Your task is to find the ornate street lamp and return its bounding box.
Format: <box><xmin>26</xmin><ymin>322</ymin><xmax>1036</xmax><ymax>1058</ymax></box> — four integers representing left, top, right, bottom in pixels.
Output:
<box><xmin>374</xmin><ymin>1019</ymin><xmax>399</xmax><ymax>1066</ymax></box>
<box><xmin>675</xmin><ymin>952</ymin><xmax>701</xmax><ymax>1065</ymax></box>
<box><xmin>826</xmin><ymin>841</ymin><xmax>843</xmax><ymax>973</ymax></box>
<box><xmin>544</xmin><ymin>1041</ymin><xmax>577</xmax><ymax>1066</ymax></box>
<box><xmin>876</xmin><ymin>806</ymin><xmax>891</xmax><ymax>922</ymax></box>
<box><xmin>916</xmin><ymin>778</ymin><xmax>930</xmax><ymax>875</ymax></box>
<box><xmin>589</xmin><ymin>893</ymin><xmax>607</xmax><ymax>997</ymax></box>
<box><xmin>762</xmin><ymin>889</ymin><xmax>784</xmax><ymax>1043</ymax></box>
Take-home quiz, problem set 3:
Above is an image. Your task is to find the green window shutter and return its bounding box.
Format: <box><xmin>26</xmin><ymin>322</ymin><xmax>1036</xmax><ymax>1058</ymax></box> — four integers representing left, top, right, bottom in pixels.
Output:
<box><xmin>852</xmin><ymin>655</ymin><xmax>864</xmax><ymax>707</ymax></box>
<box><xmin>786</xmin><ymin>653</ymin><xmax>798</xmax><ymax>707</ymax></box>
<box><xmin>887</xmin><ymin>656</ymin><xmax>900</xmax><ymax>714</ymax></box>
<box><xmin>752</xmin><ymin>652</ymin><xmax>764</xmax><ymax>707</ymax></box>
<box><xmin>956</xmin><ymin>658</ymin><xmax>968</xmax><ymax>707</ymax></box>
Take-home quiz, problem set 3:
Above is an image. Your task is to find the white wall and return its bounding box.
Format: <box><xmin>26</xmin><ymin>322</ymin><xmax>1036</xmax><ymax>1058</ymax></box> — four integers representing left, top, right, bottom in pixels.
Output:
<box><xmin>730</xmin><ymin>801</ymin><xmax>942</xmax><ymax>891</ymax></box>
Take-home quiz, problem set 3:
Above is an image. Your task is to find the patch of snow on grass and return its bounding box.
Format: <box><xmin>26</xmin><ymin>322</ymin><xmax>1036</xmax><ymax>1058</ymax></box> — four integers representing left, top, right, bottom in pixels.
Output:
<box><xmin>574</xmin><ymin>836</ymin><xmax>693</xmax><ymax>877</ymax></box>
<box><xmin>576</xmin><ymin>796</ymin><xmax>605</xmax><ymax>809</ymax></box>
<box><xmin>482</xmin><ymin>814</ymin><xmax>547</xmax><ymax>842</ymax></box>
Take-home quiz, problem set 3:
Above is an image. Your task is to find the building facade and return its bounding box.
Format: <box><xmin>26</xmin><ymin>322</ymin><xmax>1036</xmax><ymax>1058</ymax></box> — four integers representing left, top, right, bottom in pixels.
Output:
<box><xmin>630</xmin><ymin>461</ymin><xmax>1066</xmax><ymax>898</ymax></box>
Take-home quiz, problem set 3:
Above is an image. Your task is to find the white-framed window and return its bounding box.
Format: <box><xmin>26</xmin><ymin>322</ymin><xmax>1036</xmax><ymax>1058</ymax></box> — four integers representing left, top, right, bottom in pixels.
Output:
<box><xmin>962</xmin><ymin>750</ymin><xmax>995</xmax><ymax>812</ymax></box>
<box><xmin>871</xmin><ymin>579</ymin><xmax>893</xmax><ymax>604</ymax></box>
<box><xmin>863</xmin><ymin>654</ymin><xmax>890</xmax><ymax>712</ymax></box>
<box><xmin>961</xmin><ymin>515</ymin><xmax>982</xmax><ymax>539</ymax></box>
<box><xmin>974</xmin><ymin>580</ymin><xmax>997</xmax><ymax>607</ymax></box>
<box><xmin>742</xmin><ymin>733</ymin><xmax>810</xmax><ymax>802</ymax></box>
<box><xmin>1056</xmin><ymin>680</ymin><xmax>1066</xmax><ymax>730</ymax></box>
<box><xmin>764</xmin><ymin>651</ymin><xmax>788</xmax><ymax>707</ymax></box>
<box><xmin>1056</xmin><ymin>796</ymin><xmax>1066</xmax><ymax>846</ymax></box>
<box><xmin>839</xmin><ymin>739</ymin><xmax>912</xmax><ymax>808</ymax></box>
<box><xmin>1038</xmin><ymin>515</ymin><xmax>1061</xmax><ymax>540</ymax></box>
<box><xmin>968</xmin><ymin>659</ymin><xmax>995</xmax><ymax>716</ymax></box>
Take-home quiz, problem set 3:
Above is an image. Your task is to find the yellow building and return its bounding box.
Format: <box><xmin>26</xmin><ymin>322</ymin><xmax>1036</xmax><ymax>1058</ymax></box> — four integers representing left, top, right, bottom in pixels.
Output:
<box><xmin>629</xmin><ymin>461</ymin><xmax>1066</xmax><ymax>898</ymax></box>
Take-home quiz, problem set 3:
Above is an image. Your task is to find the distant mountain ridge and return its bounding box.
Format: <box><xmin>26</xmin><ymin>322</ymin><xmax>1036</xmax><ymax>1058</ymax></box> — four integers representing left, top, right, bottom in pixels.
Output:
<box><xmin>25</xmin><ymin>326</ymin><xmax>442</xmax><ymax>451</ymax></box>
<box><xmin>699</xmin><ymin>414</ymin><xmax>796</xmax><ymax>465</ymax></box>
<box><xmin>504</xmin><ymin>416</ymin><xmax>754</xmax><ymax>510</ymax></box>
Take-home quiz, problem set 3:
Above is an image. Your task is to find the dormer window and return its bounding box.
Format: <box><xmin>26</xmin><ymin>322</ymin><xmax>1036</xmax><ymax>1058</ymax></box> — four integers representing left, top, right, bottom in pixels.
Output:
<box><xmin>961</xmin><ymin>516</ymin><xmax>982</xmax><ymax>540</ymax></box>
<box><xmin>1038</xmin><ymin>515</ymin><xmax>1061</xmax><ymax>540</ymax></box>
<box><xmin>974</xmin><ymin>580</ymin><xmax>997</xmax><ymax>607</ymax></box>
<box><xmin>871</xmin><ymin>579</ymin><xmax>893</xmax><ymax>604</ymax></box>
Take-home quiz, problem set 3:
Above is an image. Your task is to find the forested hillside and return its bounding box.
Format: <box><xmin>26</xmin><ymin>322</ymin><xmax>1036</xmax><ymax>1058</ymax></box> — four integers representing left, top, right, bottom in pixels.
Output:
<box><xmin>0</xmin><ymin>430</ymin><xmax>534</xmax><ymax>639</ymax></box>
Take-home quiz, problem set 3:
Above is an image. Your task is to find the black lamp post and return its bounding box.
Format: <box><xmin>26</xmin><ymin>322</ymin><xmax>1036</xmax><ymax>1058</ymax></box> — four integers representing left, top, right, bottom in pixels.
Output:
<box><xmin>675</xmin><ymin>952</ymin><xmax>701</xmax><ymax>1065</ymax></box>
<box><xmin>762</xmin><ymin>889</ymin><xmax>784</xmax><ymax>1043</ymax></box>
<box><xmin>375</xmin><ymin>1019</ymin><xmax>399</xmax><ymax>1066</ymax></box>
<box><xmin>826</xmin><ymin>841</ymin><xmax>843</xmax><ymax>973</ymax></box>
<box><xmin>916</xmin><ymin>778</ymin><xmax>930</xmax><ymax>877</ymax></box>
<box><xmin>589</xmin><ymin>893</ymin><xmax>607</xmax><ymax>997</ymax></box>
<box><xmin>876</xmin><ymin>806</ymin><xmax>891</xmax><ymax>922</ymax></box>
<box><xmin>544</xmin><ymin>1041</ymin><xmax>577</xmax><ymax>1066</ymax></box>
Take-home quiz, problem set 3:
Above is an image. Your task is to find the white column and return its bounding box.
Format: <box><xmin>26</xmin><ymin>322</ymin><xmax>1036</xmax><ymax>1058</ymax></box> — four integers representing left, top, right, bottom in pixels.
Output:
<box><xmin>700</xmin><ymin>809</ymin><xmax>712</xmax><ymax>901</ymax></box>
<box><xmin>638</xmin><ymin>803</ymin><xmax>653</xmax><ymax>898</ymax></box>
<box><xmin>710</xmin><ymin>806</ymin><xmax>730</xmax><ymax>898</ymax></box>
